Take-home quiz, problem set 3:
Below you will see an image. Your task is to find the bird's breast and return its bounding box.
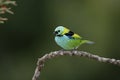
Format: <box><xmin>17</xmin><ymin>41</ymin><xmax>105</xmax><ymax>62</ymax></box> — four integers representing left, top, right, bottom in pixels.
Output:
<box><xmin>55</xmin><ymin>36</ymin><xmax>68</xmax><ymax>45</ymax></box>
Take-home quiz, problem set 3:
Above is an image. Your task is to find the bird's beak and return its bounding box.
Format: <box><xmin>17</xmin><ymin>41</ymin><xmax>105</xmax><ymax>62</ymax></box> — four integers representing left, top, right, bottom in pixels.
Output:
<box><xmin>53</xmin><ymin>31</ymin><xmax>56</xmax><ymax>34</ymax></box>
<box><xmin>53</xmin><ymin>31</ymin><xmax>57</xmax><ymax>34</ymax></box>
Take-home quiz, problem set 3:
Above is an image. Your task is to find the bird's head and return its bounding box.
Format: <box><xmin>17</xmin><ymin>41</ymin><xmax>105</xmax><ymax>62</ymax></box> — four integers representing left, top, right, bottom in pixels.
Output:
<box><xmin>54</xmin><ymin>26</ymin><xmax>70</xmax><ymax>36</ymax></box>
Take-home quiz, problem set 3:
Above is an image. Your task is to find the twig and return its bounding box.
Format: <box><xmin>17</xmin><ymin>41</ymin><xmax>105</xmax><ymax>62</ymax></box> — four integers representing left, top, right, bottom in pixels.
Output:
<box><xmin>0</xmin><ymin>17</ymin><xmax>7</xmax><ymax>23</ymax></box>
<box><xmin>32</xmin><ymin>50</ymin><xmax>120</xmax><ymax>80</ymax></box>
<box><xmin>0</xmin><ymin>0</ymin><xmax>17</xmax><ymax>23</ymax></box>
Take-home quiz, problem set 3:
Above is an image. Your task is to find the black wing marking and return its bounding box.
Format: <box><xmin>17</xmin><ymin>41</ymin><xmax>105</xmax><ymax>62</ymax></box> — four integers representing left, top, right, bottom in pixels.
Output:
<box><xmin>65</xmin><ymin>31</ymin><xmax>74</xmax><ymax>36</ymax></box>
<box><xmin>65</xmin><ymin>31</ymin><xmax>75</xmax><ymax>39</ymax></box>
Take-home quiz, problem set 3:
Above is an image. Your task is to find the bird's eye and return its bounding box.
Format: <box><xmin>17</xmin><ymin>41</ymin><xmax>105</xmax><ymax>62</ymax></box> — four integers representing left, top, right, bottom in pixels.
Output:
<box><xmin>58</xmin><ymin>30</ymin><xmax>60</xmax><ymax>32</ymax></box>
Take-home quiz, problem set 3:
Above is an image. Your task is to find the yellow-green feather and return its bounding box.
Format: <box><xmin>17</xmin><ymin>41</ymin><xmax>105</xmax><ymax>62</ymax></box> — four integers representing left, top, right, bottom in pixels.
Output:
<box><xmin>62</xmin><ymin>27</ymin><xmax>70</xmax><ymax>35</ymax></box>
<box><xmin>72</xmin><ymin>33</ymin><xmax>81</xmax><ymax>39</ymax></box>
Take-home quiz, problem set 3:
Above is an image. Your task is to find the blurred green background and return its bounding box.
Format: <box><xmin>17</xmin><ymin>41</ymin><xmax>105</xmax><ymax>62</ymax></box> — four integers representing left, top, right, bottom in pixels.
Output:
<box><xmin>0</xmin><ymin>0</ymin><xmax>120</xmax><ymax>80</ymax></box>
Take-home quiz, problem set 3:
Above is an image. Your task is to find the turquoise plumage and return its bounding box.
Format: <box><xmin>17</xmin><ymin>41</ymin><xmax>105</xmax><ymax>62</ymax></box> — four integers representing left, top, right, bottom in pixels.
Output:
<box><xmin>54</xmin><ymin>26</ymin><xmax>93</xmax><ymax>50</ymax></box>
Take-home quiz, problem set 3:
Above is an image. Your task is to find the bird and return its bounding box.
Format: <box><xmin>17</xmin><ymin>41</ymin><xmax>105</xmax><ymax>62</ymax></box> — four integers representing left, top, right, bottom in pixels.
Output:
<box><xmin>54</xmin><ymin>26</ymin><xmax>94</xmax><ymax>50</ymax></box>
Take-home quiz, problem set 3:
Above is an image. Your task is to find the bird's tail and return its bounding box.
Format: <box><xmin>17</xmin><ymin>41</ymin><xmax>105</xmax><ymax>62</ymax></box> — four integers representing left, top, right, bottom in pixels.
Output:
<box><xmin>81</xmin><ymin>40</ymin><xmax>94</xmax><ymax>45</ymax></box>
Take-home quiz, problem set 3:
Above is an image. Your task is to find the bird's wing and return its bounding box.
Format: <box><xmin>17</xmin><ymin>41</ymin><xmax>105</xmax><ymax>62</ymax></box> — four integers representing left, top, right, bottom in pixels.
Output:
<box><xmin>72</xmin><ymin>33</ymin><xmax>81</xmax><ymax>39</ymax></box>
<box><xmin>65</xmin><ymin>31</ymin><xmax>82</xmax><ymax>39</ymax></box>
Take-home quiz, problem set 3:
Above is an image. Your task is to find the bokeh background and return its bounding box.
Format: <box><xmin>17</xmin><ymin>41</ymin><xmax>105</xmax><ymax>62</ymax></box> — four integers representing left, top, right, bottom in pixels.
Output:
<box><xmin>0</xmin><ymin>0</ymin><xmax>120</xmax><ymax>80</ymax></box>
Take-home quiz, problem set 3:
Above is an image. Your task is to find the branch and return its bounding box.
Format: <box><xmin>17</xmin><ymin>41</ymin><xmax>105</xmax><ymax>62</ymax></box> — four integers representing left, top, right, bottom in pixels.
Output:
<box><xmin>0</xmin><ymin>0</ymin><xmax>17</xmax><ymax>23</ymax></box>
<box><xmin>0</xmin><ymin>17</ymin><xmax>7</xmax><ymax>23</ymax></box>
<box><xmin>32</xmin><ymin>50</ymin><xmax>120</xmax><ymax>80</ymax></box>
